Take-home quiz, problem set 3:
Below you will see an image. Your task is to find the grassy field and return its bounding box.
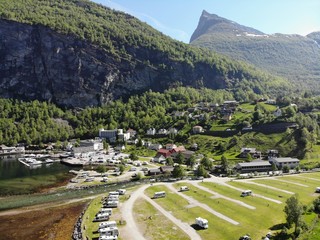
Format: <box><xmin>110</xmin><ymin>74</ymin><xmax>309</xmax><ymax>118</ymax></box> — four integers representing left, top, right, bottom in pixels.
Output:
<box><xmin>138</xmin><ymin>172</ymin><xmax>320</xmax><ymax>239</ymax></box>
<box><xmin>133</xmin><ymin>198</ymin><xmax>190</xmax><ymax>240</ymax></box>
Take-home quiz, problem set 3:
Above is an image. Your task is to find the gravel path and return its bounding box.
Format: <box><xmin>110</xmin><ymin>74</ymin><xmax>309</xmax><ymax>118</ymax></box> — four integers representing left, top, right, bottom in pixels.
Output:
<box><xmin>141</xmin><ymin>193</ymin><xmax>201</xmax><ymax>240</ymax></box>
<box><xmin>219</xmin><ymin>182</ymin><xmax>283</xmax><ymax>204</ymax></box>
<box><xmin>121</xmin><ymin>185</ymin><xmax>148</xmax><ymax>240</ymax></box>
<box><xmin>190</xmin><ymin>181</ymin><xmax>255</xmax><ymax>210</ymax></box>
<box><xmin>166</xmin><ymin>184</ymin><xmax>239</xmax><ymax>225</ymax></box>
<box><xmin>240</xmin><ymin>180</ymin><xmax>294</xmax><ymax>194</ymax></box>
<box><xmin>274</xmin><ymin>179</ymin><xmax>309</xmax><ymax>187</ymax></box>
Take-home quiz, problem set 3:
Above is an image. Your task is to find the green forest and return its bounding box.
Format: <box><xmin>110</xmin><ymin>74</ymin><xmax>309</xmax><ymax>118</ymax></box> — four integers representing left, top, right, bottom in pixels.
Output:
<box><xmin>1</xmin><ymin>86</ymin><xmax>320</xmax><ymax>160</ymax></box>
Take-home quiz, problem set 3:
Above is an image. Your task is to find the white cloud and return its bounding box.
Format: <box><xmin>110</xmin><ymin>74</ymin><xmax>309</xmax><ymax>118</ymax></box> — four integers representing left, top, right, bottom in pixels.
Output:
<box><xmin>93</xmin><ymin>0</ymin><xmax>189</xmax><ymax>42</ymax></box>
<box><xmin>138</xmin><ymin>13</ymin><xmax>189</xmax><ymax>42</ymax></box>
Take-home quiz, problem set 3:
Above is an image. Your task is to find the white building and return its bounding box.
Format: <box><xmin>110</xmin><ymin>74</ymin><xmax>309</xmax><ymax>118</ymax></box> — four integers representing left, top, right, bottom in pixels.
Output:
<box><xmin>168</xmin><ymin>128</ymin><xmax>178</xmax><ymax>134</ymax></box>
<box><xmin>147</xmin><ymin>128</ymin><xmax>156</xmax><ymax>135</ymax></box>
<box><xmin>158</xmin><ymin>129</ymin><xmax>168</xmax><ymax>135</ymax></box>
<box><xmin>118</xmin><ymin>129</ymin><xmax>130</xmax><ymax>142</ymax></box>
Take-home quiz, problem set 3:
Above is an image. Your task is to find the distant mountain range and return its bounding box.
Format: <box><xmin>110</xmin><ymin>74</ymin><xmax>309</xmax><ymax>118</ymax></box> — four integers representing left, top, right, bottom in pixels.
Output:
<box><xmin>190</xmin><ymin>10</ymin><xmax>320</xmax><ymax>92</ymax></box>
<box><xmin>0</xmin><ymin>0</ymin><xmax>290</xmax><ymax>107</ymax></box>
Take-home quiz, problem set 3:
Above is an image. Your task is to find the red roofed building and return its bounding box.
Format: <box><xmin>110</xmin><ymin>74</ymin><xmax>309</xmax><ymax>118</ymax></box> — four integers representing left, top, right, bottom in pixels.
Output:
<box><xmin>157</xmin><ymin>149</ymin><xmax>172</xmax><ymax>158</ymax></box>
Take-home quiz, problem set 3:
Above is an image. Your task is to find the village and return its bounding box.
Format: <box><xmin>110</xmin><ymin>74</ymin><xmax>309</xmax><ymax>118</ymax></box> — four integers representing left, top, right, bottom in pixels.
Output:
<box><xmin>1</xmin><ymin>99</ymin><xmax>316</xmax><ymax>240</ymax></box>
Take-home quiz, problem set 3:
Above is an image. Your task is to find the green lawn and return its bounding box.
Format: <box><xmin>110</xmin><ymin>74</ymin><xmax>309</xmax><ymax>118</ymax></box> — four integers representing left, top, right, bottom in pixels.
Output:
<box><xmin>145</xmin><ymin>185</ymin><xmax>242</xmax><ymax>239</ymax></box>
<box><xmin>133</xmin><ymin>198</ymin><xmax>190</xmax><ymax>240</ymax></box>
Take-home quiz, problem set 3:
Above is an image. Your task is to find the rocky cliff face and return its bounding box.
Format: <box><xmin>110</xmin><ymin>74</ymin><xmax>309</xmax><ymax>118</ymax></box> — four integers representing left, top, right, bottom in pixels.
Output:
<box><xmin>0</xmin><ymin>19</ymin><xmax>229</xmax><ymax>107</ymax></box>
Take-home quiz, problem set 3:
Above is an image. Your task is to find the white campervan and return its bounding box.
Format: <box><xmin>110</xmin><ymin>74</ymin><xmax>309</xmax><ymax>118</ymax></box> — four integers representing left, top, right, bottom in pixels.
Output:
<box><xmin>99</xmin><ymin>226</ymin><xmax>119</xmax><ymax>236</ymax></box>
<box><xmin>180</xmin><ymin>186</ymin><xmax>189</xmax><ymax>192</ymax></box>
<box><xmin>98</xmin><ymin>208</ymin><xmax>113</xmax><ymax>216</ymax></box>
<box><xmin>241</xmin><ymin>190</ymin><xmax>252</xmax><ymax>197</ymax></box>
<box><xmin>153</xmin><ymin>191</ymin><xmax>166</xmax><ymax>199</ymax></box>
<box><xmin>99</xmin><ymin>220</ymin><xmax>117</xmax><ymax>229</ymax></box>
<box><xmin>94</xmin><ymin>213</ymin><xmax>110</xmax><ymax>221</ymax></box>
<box><xmin>195</xmin><ymin>217</ymin><xmax>208</xmax><ymax>229</ymax></box>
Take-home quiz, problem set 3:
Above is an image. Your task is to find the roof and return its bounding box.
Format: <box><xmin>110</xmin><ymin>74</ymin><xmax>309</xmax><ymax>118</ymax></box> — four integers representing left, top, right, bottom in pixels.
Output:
<box><xmin>173</xmin><ymin>146</ymin><xmax>186</xmax><ymax>152</ymax></box>
<box><xmin>271</xmin><ymin>157</ymin><xmax>299</xmax><ymax>163</ymax></box>
<box><xmin>158</xmin><ymin>149</ymin><xmax>171</xmax><ymax>154</ymax></box>
<box><xmin>237</xmin><ymin>161</ymin><xmax>271</xmax><ymax>167</ymax></box>
<box><xmin>149</xmin><ymin>168</ymin><xmax>161</xmax><ymax>173</ymax></box>
<box><xmin>160</xmin><ymin>166</ymin><xmax>174</xmax><ymax>172</ymax></box>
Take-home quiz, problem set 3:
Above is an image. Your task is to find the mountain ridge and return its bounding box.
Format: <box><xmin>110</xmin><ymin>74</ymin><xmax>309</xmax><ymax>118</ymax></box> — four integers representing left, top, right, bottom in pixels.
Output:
<box><xmin>190</xmin><ymin>11</ymin><xmax>320</xmax><ymax>92</ymax></box>
<box><xmin>0</xmin><ymin>0</ymin><xmax>290</xmax><ymax>107</ymax></box>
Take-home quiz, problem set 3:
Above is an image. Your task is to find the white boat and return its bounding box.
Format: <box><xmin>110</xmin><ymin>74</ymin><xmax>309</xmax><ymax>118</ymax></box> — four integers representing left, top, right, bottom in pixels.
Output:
<box><xmin>45</xmin><ymin>159</ymin><xmax>54</xmax><ymax>163</ymax></box>
<box><xmin>30</xmin><ymin>160</ymin><xmax>42</xmax><ymax>165</ymax></box>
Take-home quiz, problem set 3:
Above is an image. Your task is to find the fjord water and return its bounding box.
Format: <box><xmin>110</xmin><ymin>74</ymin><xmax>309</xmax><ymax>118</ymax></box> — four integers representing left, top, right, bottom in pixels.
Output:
<box><xmin>0</xmin><ymin>155</ymin><xmax>79</xmax><ymax>195</ymax></box>
<box><xmin>0</xmin><ymin>155</ymin><xmax>72</xmax><ymax>180</ymax></box>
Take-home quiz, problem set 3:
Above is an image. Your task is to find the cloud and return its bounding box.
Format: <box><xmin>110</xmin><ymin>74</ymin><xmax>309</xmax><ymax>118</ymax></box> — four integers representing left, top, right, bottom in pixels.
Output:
<box><xmin>93</xmin><ymin>0</ymin><xmax>189</xmax><ymax>42</ymax></box>
<box><xmin>138</xmin><ymin>13</ymin><xmax>189</xmax><ymax>42</ymax></box>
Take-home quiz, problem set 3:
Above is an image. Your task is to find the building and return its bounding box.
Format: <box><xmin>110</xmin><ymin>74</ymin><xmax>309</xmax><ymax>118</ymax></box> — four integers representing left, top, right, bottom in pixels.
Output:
<box><xmin>149</xmin><ymin>143</ymin><xmax>163</xmax><ymax>151</ymax></box>
<box><xmin>236</xmin><ymin>160</ymin><xmax>272</xmax><ymax>173</ymax></box>
<box><xmin>148</xmin><ymin>168</ymin><xmax>162</xmax><ymax>176</ymax></box>
<box><xmin>126</xmin><ymin>129</ymin><xmax>137</xmax><ymax>139</ymax></box>
<box><xmin>160</xmin><ymin>166</ymin><xmax>174</xmax><ymax>174</ymax></box>
<box><xmin>0</xmin><ymin>145</ymin><xmax>25</xmax><ymax>155</ymax></box>
<box><xmin>147</xmin><ymin>128</ymin><xmax>156</xmax><ymax>135</ymax></box>
<box><xmin>274</xmin><ymin>107</ymin><xmax>282</xmax><ymax>117</ymax></box>
<box><xmin>157</xmin><ymin>149</ymin><xmax>172</xmax><ymax>158</ymax></box>
<box><xmin>73</xmin><ymin>140</ymin><xmax>103</xmax><ymax>154</ymax></box>
<box><xmin>99</xmin><ymin>129</ymin><xmax>117</xmax><ymax>142</ymax></box>
<box><xmin>165</xmin><ymin>144</ymin><xmax>177</xmax><ymax>150</ymax></box>
<box><xmin>269</xmin><ymin>157</ymin><xmax>300</xmax><ymax>169</ymax></box>
<box><xmin>118</xmin><ymin>129</ymin><xmax>130</xmax><ymax>142</ymax></box>
<box><xmin>168</xmin><ymin>128</ymin><xmax>178</xmax><ymax>134</ymax></box>
<box><xmin>153</xmin><ymin>154</ymin><xmax>166</xmax><ymax>164</ymax></box>
<box><xmin>158</xmin><ymin>129</ymin><xmax>168</xmax><ymax>135</ymax></box>
<box><xmin>240</xmin><ymin>148</ymin><xmax>261</xmax><ymax>159</ymax></box>
<box><xmin>193</xmin><ymin>125</ymin><xmax>203</xmax><ymax>134</ymax></box>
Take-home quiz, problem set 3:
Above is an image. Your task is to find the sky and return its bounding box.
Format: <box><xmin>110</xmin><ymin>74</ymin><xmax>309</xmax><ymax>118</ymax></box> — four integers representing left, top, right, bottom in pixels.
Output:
<box><xmin>92</xmin><ymin>0</ymin><xmax>320</xmax><ymax>43</ymax></box>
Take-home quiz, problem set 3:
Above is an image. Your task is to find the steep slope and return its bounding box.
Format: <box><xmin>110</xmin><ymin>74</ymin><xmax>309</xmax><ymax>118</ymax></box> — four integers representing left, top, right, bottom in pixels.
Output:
<box><xmin>0</xmin><ymin>0</ymin><xmax>290</xmax><ymax>107</ymax></box>
<box><xmin>190</xmin><ymin>11</ymin><xmax>320</xmax><ymax>92</ymax></box>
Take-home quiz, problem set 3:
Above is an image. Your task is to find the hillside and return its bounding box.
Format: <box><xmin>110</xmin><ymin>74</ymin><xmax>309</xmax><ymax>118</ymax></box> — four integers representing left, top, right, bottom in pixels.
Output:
<box><xmin>0</xmin><ymin>0</ymin><xmax>290</xmax><ymax>107</ymax></box>
<box><xmin>190</xmin><ymin>10</ymin><xmax>320</xmax><ymax>93</ymax></box>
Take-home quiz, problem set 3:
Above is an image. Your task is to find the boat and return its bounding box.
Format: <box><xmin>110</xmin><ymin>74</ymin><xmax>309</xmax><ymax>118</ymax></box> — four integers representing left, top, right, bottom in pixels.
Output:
<box><xmin>45</xmin><ymin>159</ymin><xmax>54</xmax><ymax>163</ymax></box>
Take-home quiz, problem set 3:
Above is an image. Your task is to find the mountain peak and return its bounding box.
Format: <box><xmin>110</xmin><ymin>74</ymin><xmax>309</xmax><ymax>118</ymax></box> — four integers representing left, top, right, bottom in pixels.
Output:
<box><xmin>190</xmin><ymin>10</ymin><xmax>264</xmax><ymax>43</ymax></box>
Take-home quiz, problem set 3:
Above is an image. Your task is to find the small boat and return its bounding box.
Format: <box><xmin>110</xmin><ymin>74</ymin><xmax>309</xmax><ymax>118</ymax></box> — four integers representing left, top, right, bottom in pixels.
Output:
<box><xmin>45</xmin><ymin>159</ymin><xmax>54</xmax><ymax>163</ymax></box>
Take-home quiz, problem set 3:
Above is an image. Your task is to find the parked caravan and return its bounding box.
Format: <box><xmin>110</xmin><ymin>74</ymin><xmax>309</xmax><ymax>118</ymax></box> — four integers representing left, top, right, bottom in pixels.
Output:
<box><xmin>117</xmin><ymin>189</ymin><xmax>126</xmax><ymax>195</ymax></box>
<box><xmin>104</xmin><ymin>201</ymin><xmax>118</xmax><ymax>208</ymax></box>
<box><xmin>98</xmin><ymin>235</ymin><xmax>118</xmax><ymax>240</ymax></box>
<box><xmin>98</xmin><ymin>208</ymin><xmax>113</xmax><ymax>216</ymax></box>
<box><xmin>153</xmin><ymin>191</ymin><xmax>166</xmax><ymax>199</ymax></box>
<box><xmin>106</xmin><ymin>195</ymin><xmax>119</xmax><ymax>201</ymax></box>
<box><xmin>99</xmin><ymin>220</ymin><xmax>117</xmax><ymax>229</ymax></box>
<box><xmin>241</xmin><ymin>190</ymin><xmax>252</xmax><ymax>197</ymax></box>
<box><xmin>180</xmin><ymin>186</ymin><xmax>189</xmax><ymax>192</ymax></box>
<box><xmin>94</xmin><ymin>213</ymin><xmax>110</xmax><ymax>222</ymax></box>
<box><xmin>195</xmin><ymin>217</ymin><xmax>208</xmax><ymax>229</ymax></box>
<box><xmin>108</xmin><ymin>191</ymin><xmax>120</xmax><ymax>196</ymax></box>
<box><xmin>99</xmin><ymin>226</ymin><xmax>119</xmax><ymax>236</ymax></box>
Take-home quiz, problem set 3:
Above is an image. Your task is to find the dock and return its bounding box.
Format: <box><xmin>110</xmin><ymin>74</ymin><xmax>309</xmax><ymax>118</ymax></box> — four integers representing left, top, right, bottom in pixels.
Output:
<box><xmin>18</xmin><ymin>159</ymin><xmax>30</xmax><ymax>167</ymax></box>
<box><xmin>60</xmin><ymin>157</ymin><xmax>85</xmax><ymax>166</ymax></box>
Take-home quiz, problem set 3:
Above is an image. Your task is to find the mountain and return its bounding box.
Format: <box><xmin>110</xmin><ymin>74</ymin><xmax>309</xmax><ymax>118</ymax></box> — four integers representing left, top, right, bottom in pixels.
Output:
<box><xmin>190</xmin><ymin>10</ymin><xmax>320</xmax><ymax>92</ymax></box>
<box><xmin>0</xmin><ymin>1</ymin><xmax>290</xmax><ymax>107</ymax></box>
